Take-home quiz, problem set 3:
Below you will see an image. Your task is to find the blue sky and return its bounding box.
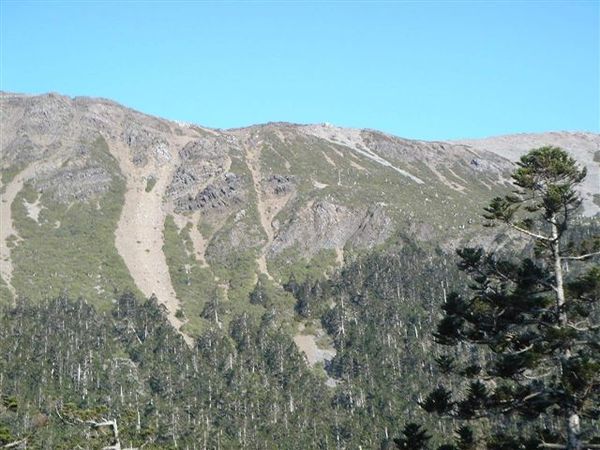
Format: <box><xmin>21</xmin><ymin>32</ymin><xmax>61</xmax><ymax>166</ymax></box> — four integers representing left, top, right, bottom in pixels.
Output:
<box><xmin>1</xmin><ymin>1</ymin><xmax>598</xmax><ymax>140</ymax></box>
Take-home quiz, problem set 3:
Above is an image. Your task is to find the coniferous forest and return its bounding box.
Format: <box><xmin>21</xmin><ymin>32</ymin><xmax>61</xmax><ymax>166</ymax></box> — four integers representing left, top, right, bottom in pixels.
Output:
<box><xmin>0</xmin><ymin>244</ymin><xmax>458</xmax><ymax>449</ymax></box>
<box><xmin>0</xmin><ymin>149</ymin><xmax>598</xmax><ymax>449</ymax></box>
<box><xmin>1</xmin><ymin>225</ymin><xmax>598</xmax><ymax>449</ymax></box>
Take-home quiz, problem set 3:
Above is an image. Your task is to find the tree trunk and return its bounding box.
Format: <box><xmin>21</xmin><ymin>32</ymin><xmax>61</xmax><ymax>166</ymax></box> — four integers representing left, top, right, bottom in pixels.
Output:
<box><xmin>551</xmin><ymin>220</ymin><xmax>566</xmax><ymax>328</ymax></box>
<box><xmin>567</xmin><ymin>413</ymin><xmax>581</xmax><ymax>450</ymax></box>
<box><xmin>552</xmin><ymin>220</ymin><xmax>581</xmax><ymax>450</ymax></box>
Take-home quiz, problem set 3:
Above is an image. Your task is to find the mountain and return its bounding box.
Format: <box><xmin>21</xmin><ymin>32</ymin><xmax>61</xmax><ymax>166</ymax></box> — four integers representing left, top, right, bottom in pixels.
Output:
<box><xmin>1</xmin><ymin>92</ymin><xmax>598</xmax><ymax>339</ymax></box>
<box><xmin>1</xmin><ymin>92</ymin><xmax>598</xmax><ymax>448</ymax></box>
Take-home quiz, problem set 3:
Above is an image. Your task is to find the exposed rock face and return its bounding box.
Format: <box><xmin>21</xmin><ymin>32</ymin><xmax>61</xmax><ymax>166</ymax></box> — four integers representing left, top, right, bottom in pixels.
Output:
<box><xmin>167</xmin><ymin>137</ymin><xmax>233</xmax><ymax>211</ymax></box>
<box><xmin>3</xmin><ymin>134</ymin><xmax>38</xmax><ymax>165</ymax></box>
<box><xmin>123</xmin><ymin>124</ymin><xmax>173</xmax><ymax>167</ymax></box>
<box><xmin>178</xmin><ymin>135</ymin><xmax>235</xmax><ymax>162</ymax></box>
<box><xmin>267</xmin><ymin>175</ymin><xmax>295</xmax><ymax>195</ymax></box>
<box><xmin>36</xmin><ymin>165</ymin><xmax>114</xmax><ymax>203</ymax></box>
<box><xmin>20</xmin><ymin>93</ymin><xmax>74</xmax><ymax>138</ymax></box>
<box><xmin>350</xmin><ymin>205</ymin><xmax>394</xmax><ymax>248</ymax></box>
<box><xmin>174</xmin><ymin>173</ymin><xmax>242</xmax><ymax>213</ymax></box>
<box><xmin>269</xmin><ymin>200</ymin><xmax>393</xmax><ymax>258</ymax></box>
<box><xmin>168</xmin><ymin>165</ymin><xmax>202</xmax><ymax>198</ymax></box>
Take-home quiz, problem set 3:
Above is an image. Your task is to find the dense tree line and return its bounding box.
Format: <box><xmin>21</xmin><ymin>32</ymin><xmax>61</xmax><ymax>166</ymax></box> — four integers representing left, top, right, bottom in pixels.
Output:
<box><xmin>0</xmin><ymin>239</ymin><xmax>464</xmax><ymax>448</ymax></box>
<box><xmin>2</xmin><ymin>228</ymin><xmax>596</xmax><ymax>448</ymax></box>
<box><xmin>0</xmin><ymin>294</ymin><xmax>332</xmax><ymax>448</ymax></box>
<box><xmin>288</xmin><ymin>243</ymin><xmax>464</xmax><ymax>444</ymax></box>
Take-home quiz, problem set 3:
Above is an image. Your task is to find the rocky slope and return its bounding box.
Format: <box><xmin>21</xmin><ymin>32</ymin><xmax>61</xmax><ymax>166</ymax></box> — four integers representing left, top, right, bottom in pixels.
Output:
<box><xmin>1</xmin><ymin>92</ymin><xmax>598</xmax><ymax>340</ymax></box>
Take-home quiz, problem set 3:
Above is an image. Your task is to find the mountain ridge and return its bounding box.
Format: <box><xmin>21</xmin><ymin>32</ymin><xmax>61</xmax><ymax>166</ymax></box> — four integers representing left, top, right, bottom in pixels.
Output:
<box><xmin>4</xmin><ymin>90</ymin><xmax>597</xmax><ymax>144</ymax></box>
<box><xmin>1</xmin><ymin>92</ymin><xmax>598</xmax><ymax>341</ymax></box>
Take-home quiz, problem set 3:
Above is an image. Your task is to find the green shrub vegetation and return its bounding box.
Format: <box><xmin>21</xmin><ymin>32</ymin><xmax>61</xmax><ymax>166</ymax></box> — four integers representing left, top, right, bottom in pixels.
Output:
<box><xmin>163</xmin><ymin>215</ymin><xmax>216</xmax><ymax>335</ymax></box>
<box><xmin>9</xmin><ymin>138</ymin><xmax>141</xmax><ymax>310</ymax></box>
<box><xmin>0</xmin><ymin>277</ymin><xmax>12</xmax><ymax>306</ymax></box>
<box><xmin>144</xmin><ymin>176</ymin><xmax>157</xmax><ymax>193</ymax></box>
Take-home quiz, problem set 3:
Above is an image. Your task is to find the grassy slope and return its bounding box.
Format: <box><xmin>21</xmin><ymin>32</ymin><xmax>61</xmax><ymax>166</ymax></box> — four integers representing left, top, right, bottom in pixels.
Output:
<box><xmin>8</xmin><ymin>138</ymin><xmax>141</xmax><ymax>310</ymax></box>
<box><xmin>163</xmin><ymin>215</ymin><xmax>215</xmax><ymax>335</ymax></box>
<box><xmin>0</xmin><ymin>277</ymin><xmax>13</xmax><ymax>306</ymax></box>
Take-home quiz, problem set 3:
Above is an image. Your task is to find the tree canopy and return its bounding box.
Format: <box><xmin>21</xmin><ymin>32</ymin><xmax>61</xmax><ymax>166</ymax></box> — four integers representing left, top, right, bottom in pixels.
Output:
<box><xmin>422</xmin><ymin>146</ymin><xmax>600</xmax><ymax>450</ymax></box>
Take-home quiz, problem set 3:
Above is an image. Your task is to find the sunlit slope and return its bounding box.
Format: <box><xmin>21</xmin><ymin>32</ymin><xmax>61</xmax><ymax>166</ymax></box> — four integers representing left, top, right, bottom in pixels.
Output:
<box><xmin>1</xmin><ymin>92</ymin><xmax>597</xmax><ymax>336</ymax></box>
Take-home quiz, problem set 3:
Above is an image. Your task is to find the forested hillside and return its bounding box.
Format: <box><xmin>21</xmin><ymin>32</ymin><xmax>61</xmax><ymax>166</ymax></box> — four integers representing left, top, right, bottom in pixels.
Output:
<box><xmin>2</xmin><ymin>219</ymin><xmax>597</xmax><ymax>448</ymax></box>
<box><xmin>0</xmin><ymin>243</ymin><xmax>464</xmax><ymax>448</ymax></box>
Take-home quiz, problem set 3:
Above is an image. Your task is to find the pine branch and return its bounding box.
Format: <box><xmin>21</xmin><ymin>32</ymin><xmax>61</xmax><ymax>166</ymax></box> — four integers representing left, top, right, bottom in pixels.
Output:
<box><xmin>522</xmin><ymin>370</ymin><xmax>552</xmax><ymax>380</ymax></box>
<box><xmin>507</xmin><ymin>223</ymin><xmax>552</xmax><ymax>241</ymax></box>
<box><xmin>505</xmin><ymin>343</ymin><xmax>534</xmax><ymax>355</ymax></box>
<box><xmin>54</xmin><ymin>403</ymin><xmax>75</xmax><ymax>425</ymax></box>
<box><xmin>561</xmin><ymin>251</ymin><xmax>600</xmax><ymax>261</ymax></box>
<box><xmin>2</xmin><ymin>439</ymin><xmax>28</xmax><ymax>449</ymax></box>
<box><xmin>567</xmin><ymin>321</ymin><xmax>600</xmax><ymax>332</ymax></box>
<box><xmin>85</xmin><ymin>419</ymin><xmax>116</xmax><ymax>428</ymax></box>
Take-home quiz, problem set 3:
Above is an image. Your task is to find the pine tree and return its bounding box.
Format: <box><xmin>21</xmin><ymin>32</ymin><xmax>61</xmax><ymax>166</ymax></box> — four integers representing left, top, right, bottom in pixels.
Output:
<box><xmin>384</xmin><ymin>423</ymin><xmax>431</xmax><ymax>449</ymax></box>
<box><xmin>424</xmin><ymin>147</ymin><xmax>600</xmax><ymax>449</ymax></box>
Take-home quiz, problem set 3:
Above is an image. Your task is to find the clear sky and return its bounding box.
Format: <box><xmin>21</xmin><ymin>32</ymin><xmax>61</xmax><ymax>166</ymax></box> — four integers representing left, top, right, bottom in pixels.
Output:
<box><xmin>1</xmin><ymin>1</ymin><xmax>598</xmax><ymax>140</ymax></box>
